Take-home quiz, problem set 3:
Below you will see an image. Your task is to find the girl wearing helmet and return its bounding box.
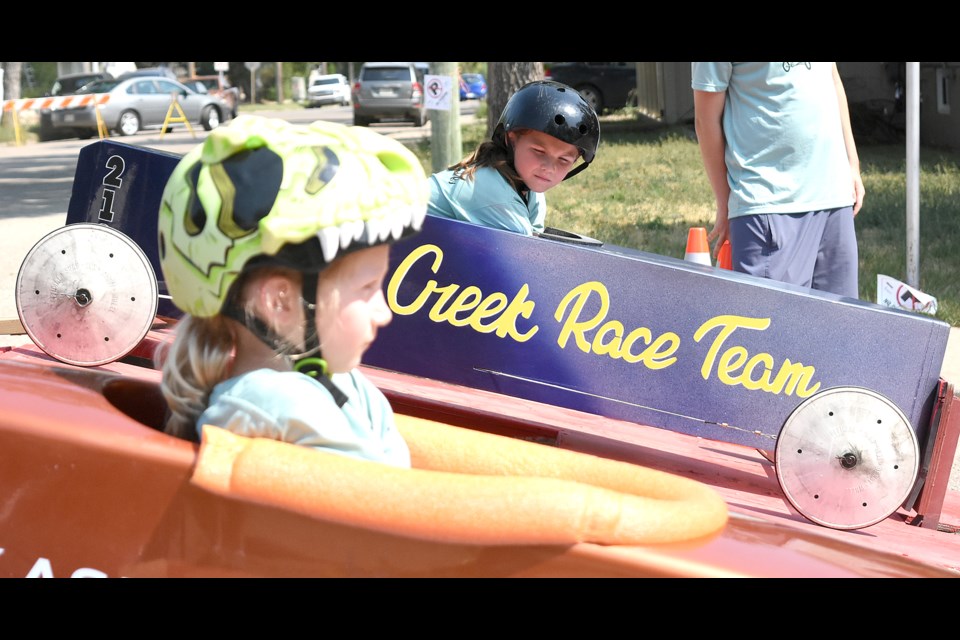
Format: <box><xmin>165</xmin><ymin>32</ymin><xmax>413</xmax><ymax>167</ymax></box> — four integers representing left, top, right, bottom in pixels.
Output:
<box><xmin>427</xmin><ymin>80</ymin><xmax>600</xmax><ymax>235</ymax></box>
<box><xmin>155</xmin><ymin>115</ymin><xmax>427</xmax><ymax>467</ymax></box>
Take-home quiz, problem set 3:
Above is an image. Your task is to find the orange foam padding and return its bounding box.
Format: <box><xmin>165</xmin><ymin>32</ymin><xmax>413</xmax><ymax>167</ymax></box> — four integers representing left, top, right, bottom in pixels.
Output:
<box><xmin>191</xmin><ymin>416</ymin><xmax>728</xmax><ymax>546</ymax></box>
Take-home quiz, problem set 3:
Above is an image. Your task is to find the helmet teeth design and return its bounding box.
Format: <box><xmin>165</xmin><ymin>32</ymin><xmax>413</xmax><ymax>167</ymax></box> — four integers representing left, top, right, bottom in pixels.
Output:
<box><xmin>390</xmin><ymin>207</ymin><xmax>408</xmax><ymax>241</ymax></box>
<box><xmin>339</xmin><ymin>219</ymin><xmax>360</xmax><ymax>249</ymax></box>
<box><xmin>318</xmin><ymin>225</ymin><xmax>341</xmax><ymax>264</ymax></box>
<box><xmin>158</xmin><ymin>115</ymin><xmax>429</xmax><ymax>318</ymax></box>
<box><xmin>362</xmin><ymin>217</ymin><xmax>378</xmax><ymax>246</ymax></box>
<box><xmin>411</xmin><ymin>201</ymin><xmax>427</xmax><ymax>230</ymax></box>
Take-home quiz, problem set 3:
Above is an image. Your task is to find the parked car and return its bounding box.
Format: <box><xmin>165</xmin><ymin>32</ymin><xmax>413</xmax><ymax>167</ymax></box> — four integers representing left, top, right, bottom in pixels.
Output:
<box><xmin>459</xmin><ymin>73</ymin><xmax>487</xmax><ymax>101</ymax></box>
<box><xmin>48</xmin><ymin>71</ymin><xmax>111</xmax><ymax>97</ymax></box>
<box><xmin>39</xmin><ymin>71</ymin><xmax>113</xmax><ymax>141</ymax></box>
<box><xmin>182</xmin><ymin>75</ymin><xmax>241</xmax><ymax>118</ymax></box>
<box><xmin>352</xmin><ymin>61</ymin><xmax>429</xmax><ymax>127</ymax></box>
<box><xmin>117</xmin><ymin>66</ymin><xmax>178</xmax><ymax>81</ymax></box>
<box><xmin>544</xmin><ymin>62</ymin><xmax>637</xmax><ymax>114</ymax></box>
<box><xmin>43</xmin><ymin>75</ymin><xmax>229</xmax><ymax>139</ymax></box>
<box><xmin>306</xmin><ymin>73</ymin><xmax>351</xmax><ymax>108</ymax></box>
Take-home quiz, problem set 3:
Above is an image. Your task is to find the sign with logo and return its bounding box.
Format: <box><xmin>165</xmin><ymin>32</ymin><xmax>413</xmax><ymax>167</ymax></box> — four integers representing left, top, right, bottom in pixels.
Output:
<box><xmin>424</xmin><ymin>74</ymin><xmax>452</xmax><ymax>111</ymax></box>
<box><xmin>364</xmin><ymin>216</ymin><xmax>949</xmax><ymax>451</ymax></box>
<box><xmin>243</xmin><ymin>62</ymin><xmax>261</xmax><ymax>72</ymax></box>
<box><xmin>214</xmin><ymin>62</ymin><xmax>229</xmax><ymax>72</ymax></box>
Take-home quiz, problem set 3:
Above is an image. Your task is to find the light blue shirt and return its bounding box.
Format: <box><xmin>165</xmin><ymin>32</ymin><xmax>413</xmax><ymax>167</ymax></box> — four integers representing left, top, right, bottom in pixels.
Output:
<box><xmin>427</xmin><ymin>166</ymin><xmax>546</xmax><ymax>235</ymax></box>
<box><xmin>691</xmin><ymin>62</ymin><xmax>854</xmax><ymax>218</ymax></box>
<box><xmin>197</xmin><ymin>368</ymin><xmax>410</xmax><ymax>467</ymax></box>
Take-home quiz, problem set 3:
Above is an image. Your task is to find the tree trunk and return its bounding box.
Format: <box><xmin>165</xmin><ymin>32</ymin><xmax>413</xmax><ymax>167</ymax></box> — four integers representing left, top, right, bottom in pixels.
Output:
<box><xmin>2</xmin><ymin>62</ymin><xmax>23</xmax><ymax>101</ymax></box>
<box><xmin>486</xmin><ymin>62</ymin><xmax>544</xmax><ymax>138</ymax></box>
<box><xmin>275</xmin><ymin>62</ymin><xmax>283</xmax><ymax>103</ymax></box>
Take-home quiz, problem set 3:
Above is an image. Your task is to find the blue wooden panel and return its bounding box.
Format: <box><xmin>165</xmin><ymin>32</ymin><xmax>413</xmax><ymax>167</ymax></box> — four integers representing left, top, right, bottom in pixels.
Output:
<box><xmin>365</xmin><ymin>215</ymin><xmax>949</xmax><ymax>450</ymax></box>
<box><xmin>65</xmin><ymin>140</ymin><xmax>181</xmax><ymax>318</ymax></box>
<box><xmin>65</xmin><ymin>141</ymin><xmax>950</xmax><ymax>453</ymax></box>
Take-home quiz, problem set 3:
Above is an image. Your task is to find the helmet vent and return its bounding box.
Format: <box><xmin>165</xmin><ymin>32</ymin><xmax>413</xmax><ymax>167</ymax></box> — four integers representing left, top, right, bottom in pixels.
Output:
<box><xmin>554</xmin><ymin>114</ymin><xmax>566</xmax><ymax>126</ymax></box>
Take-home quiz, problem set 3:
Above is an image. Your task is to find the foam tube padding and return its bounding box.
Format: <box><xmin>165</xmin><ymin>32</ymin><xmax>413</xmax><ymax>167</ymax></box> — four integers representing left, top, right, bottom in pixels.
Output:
<box><xmin>192</xmin><ymin>415</ymin><xmax>728</xmax><ymax>546</ymax></box>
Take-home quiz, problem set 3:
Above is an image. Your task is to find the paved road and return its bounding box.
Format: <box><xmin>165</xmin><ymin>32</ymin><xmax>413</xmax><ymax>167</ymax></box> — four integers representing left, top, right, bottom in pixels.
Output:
<box><xmin>1</xmin><ymin>103</ymin><xmax>958</xmax><ymax>495</ymax></box>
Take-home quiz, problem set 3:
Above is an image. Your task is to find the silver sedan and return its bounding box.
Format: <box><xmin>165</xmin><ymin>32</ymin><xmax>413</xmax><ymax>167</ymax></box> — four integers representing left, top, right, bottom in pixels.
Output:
<box><xmin>43</xmin><ymin>75</ymin><xmax>230</xmax><ymax>138</ymax></box>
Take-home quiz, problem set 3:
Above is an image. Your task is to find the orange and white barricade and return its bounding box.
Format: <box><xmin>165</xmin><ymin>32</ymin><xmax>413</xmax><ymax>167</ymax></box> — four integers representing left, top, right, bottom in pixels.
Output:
<box><xmin>2</xmin><ymin>93</ymin><xmax>111</xmax><ymax>145</ymax></box>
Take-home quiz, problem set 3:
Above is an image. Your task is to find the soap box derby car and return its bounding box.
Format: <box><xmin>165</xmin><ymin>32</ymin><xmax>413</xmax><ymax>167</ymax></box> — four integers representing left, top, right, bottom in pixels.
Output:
<box><xmin>1</xmin><ymin>139</ymin><xmax>958</xmax><ymax>578</ymax></box>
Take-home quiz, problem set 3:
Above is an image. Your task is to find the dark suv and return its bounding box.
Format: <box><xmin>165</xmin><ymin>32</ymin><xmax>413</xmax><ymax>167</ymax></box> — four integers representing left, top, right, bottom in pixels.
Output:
<box><xmin>544</xmin><ymin>62</ymin><xmax>637</xmax><ymax>114</ymax></box>
<box><xmin>352</xmin><ymin>62</ymin><xmax>429</xmax><ymax>127</ymax></box>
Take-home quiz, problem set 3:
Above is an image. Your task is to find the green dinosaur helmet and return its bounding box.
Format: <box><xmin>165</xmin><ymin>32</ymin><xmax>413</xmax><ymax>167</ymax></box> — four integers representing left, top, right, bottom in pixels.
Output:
<box><xmin>158</xmin><ymin>115</ymin><xmax>427</xmax><ymax>318</ymax></box>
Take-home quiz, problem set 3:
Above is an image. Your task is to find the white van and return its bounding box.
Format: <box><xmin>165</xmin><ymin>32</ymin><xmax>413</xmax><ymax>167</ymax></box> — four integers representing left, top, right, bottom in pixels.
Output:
<box><xmin>305</xmin><ymin>73</ymin><xmax>351</xmax><ymax>108</ymax></box>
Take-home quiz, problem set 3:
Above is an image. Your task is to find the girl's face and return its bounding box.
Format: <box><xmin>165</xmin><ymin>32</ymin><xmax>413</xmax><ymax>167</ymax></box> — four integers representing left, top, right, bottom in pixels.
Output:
<box><xmin>314</xmin><ymin>244</ymin><xmax>392</xmax><ymax>373</ymax></box>
<box><xmin>508</xmin><ymin>129</ymin><xmax>581</xmax><ymax>193</ymax></box>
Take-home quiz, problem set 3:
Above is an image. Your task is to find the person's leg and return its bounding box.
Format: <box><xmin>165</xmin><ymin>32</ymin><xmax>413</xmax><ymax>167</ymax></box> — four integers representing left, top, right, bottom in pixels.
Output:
<box><xmin>810</xmin><ymin>206</ymin><xmax>859</xmax><ymax>298</ymax></box>
<box><xmin>729</xmin><ymin>212</ymin><xmax>823</xmax><ymax>287</ymax></box>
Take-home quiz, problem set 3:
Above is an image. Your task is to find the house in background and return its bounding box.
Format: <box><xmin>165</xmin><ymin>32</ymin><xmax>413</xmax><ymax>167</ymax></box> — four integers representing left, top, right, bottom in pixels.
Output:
<box><xmin>634</xmin><ymin>62</ymin><xmax>960</xmax><ymax>150</ymax></box>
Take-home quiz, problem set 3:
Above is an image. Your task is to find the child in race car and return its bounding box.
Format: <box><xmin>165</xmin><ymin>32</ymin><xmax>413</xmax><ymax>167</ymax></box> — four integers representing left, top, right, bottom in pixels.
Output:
<box><xmin>154</xmin><ymin>115</ymin><xmax>427</xmax><ymax>467</ymax></box>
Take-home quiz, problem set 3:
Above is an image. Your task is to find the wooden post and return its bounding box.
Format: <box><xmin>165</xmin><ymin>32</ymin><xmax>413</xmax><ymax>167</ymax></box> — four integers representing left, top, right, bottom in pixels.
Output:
<box><xmin>429</xmin><ymin>62</ymin><xmax>461</xmax><ymax>174</ymax></box>
<box><xmin>275</xmin><ymin>62</ymin><xmax>283</xmax><ymax>103</ymax></box>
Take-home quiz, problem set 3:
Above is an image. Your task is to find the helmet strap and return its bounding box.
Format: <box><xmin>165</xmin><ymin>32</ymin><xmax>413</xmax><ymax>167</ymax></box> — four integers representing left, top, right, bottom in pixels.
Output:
<box><xmin>562</xmin><ymin>161</ymin><xmax>589</xmax><ymax>181</ymax></box>
<box><xmin>221</xmin><ymin>274</ymin><xmax>348</xmax><ymax>408</ymax></box>
<box><xmin>222</xmin><ymin>301</ymin><xmax>293</xmax><ymax>355</ymax></box>
<box><xmin>293</xmin><ymin>272</ymin><xmax>348</xmax><ymax>407</ymax></box>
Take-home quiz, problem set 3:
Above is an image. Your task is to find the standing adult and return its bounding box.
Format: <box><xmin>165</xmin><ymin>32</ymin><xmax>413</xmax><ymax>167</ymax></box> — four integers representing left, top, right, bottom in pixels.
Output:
<box><xmin>692</xmin><ymin>62</ymin><xmax>865</xmax><ymax>298</ymax></box>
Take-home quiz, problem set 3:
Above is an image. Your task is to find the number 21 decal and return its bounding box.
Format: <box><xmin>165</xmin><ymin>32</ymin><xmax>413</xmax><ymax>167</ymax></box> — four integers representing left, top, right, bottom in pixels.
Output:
<box><xmin>98</xmin><ymin>154</ymin><xmax>125</xmax><ymax>223</ymax></box>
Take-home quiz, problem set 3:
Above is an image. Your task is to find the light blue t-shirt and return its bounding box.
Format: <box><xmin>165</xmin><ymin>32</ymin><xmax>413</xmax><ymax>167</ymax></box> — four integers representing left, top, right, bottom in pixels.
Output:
<box><xmin>691</xmin><ymin>62</ymin><xmax>854</xmax><ymax>218</ymax></box>
<box><xmin>197</xmin><ymin>368</ymin><xmax>411</xmax><ymax>467</ymax></box>
<box><xmin>427</xmin><ymin>165</ymin><xmax>546</xmax><ymax>235</ymax></box>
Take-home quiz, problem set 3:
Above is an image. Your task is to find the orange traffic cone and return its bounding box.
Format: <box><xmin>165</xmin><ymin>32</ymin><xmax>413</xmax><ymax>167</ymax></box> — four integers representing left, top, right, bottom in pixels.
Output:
<box><xmin>684</xmin><ymin>227</ymin><xmax>711</xmax><ymax>266</ymax></box>
<box><xmin>717</xmin><ymin>240</ymin><xmax>732</xmax><ymax>270</ymax></box>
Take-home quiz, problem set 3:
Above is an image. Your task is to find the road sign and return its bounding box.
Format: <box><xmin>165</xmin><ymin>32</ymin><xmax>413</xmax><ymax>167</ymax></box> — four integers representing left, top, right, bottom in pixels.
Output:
<box><xmin>214</xmin><ymin>62</ymin><xmax>229</xmax><ymax>72</ymax></box>
<box><xmin>244</xmin><ymin>62</ymin><xmax>261</xmax><ymax>72</ymax></box>
<box><xmin>424</xmin><ymin>74</ymin><xmax>452</xmax><ymax>111</ymax></box>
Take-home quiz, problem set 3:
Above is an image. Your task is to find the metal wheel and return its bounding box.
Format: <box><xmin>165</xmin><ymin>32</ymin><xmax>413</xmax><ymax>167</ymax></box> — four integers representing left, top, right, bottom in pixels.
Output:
<box><xmin>15</xmin><ymin>224</ymin><xmax>158</xmax><ymax>367</ymax></box>
<box><xmin>775</xmin><ymin>386</ymin><xmax>920</xmax><ymax>530</ymax></box>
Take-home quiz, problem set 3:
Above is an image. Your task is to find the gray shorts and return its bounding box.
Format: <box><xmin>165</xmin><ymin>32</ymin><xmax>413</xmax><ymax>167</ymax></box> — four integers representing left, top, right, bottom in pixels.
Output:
<box><xmin>729</xmin><ymin>206</ymin><xmax>859</xmax><ymax>298</ymax></box>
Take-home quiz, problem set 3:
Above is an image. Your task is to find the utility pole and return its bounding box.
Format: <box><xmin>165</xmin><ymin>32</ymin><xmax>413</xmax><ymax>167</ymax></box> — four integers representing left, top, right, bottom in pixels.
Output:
<box><xmin>430</xmin><ymin>62</ymin><xmax>462</xmax><ymax>173</ymax></box>
<box><xmin>275</xmin><ymin>62</ymin><xmax>284</xmax><ymax>103</ymax></box>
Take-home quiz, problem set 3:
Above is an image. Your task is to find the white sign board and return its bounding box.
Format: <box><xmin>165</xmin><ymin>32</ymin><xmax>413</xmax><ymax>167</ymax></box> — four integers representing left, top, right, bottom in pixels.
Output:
<box><xmin>214</xmin><ymin>62</ymin><xmax>229</xmax><ymax>72</ymax></box>
<box><xmin>424</xmin><ymin>74</ymin><xmax>452</xmax><ymax>111</ymax></box>
<box><xmin>877</xmin><ymin>274</ymin><xmax>938</xmax><ymax>315</ymax></box>
<box><xmin>244</xmin><ymin>62</ymin><xmax>261</xmax><ymax>71</ymax></box>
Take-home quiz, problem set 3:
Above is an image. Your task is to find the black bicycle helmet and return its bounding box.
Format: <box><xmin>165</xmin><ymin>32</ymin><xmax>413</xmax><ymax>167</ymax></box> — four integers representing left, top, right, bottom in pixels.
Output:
<box><xmin>493</xmin><ymin>80</ymin><xmax>600</xmax><ymax>180</ymax></box>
